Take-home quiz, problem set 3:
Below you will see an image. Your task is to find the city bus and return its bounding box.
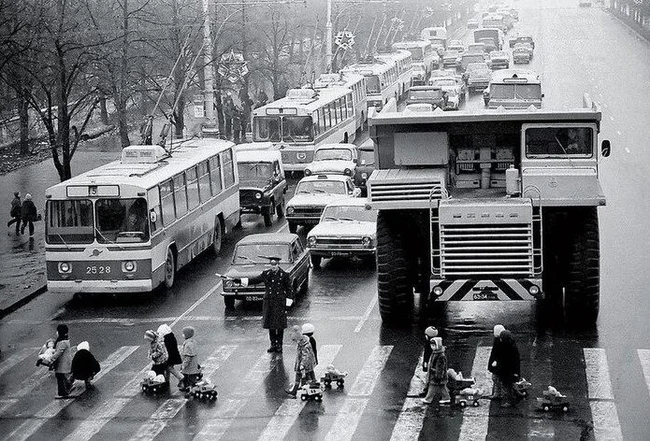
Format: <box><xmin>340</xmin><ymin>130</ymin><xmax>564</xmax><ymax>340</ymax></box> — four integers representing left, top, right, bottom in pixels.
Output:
<box><xmin>312</xmin><ymin>72</ymin><xmax>368</xmax><ymax>133</ymax></box>
<box><xmin>45</xmin><ymin>139</ymin><xmax>240</xmax><ymax>294</ymax></box>
<box><xmin>420</xmin><ymin>27</ymin><xmax>448</xmax><ymax>54</ymax></box>
<box><xmin>251</xmin><ymin>87</ymin><xmax>356</xmax><ymax>171</ymax></box>
<box><xmin>340</xmin><ymin>56</ymin><xmax>400</xmax><ymax>112</ymax></box>
<box><xmin>375</xmin><ymin>49</ymin><xmax>413</xmax><ymax>100</ymax></box>
<box><xmin>392</xmin><ymin>40</ymin><xmax>439</xmax><ymax>77</ymax></box>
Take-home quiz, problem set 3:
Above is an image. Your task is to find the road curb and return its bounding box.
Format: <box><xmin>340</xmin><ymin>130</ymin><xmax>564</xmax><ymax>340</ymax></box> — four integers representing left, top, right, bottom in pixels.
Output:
<box><xmin>0</xmin><ymin>284</ymin><xmax>47</xmax><ymax>319</ymax></box>
<box><xmin>605</xmin><ymin>8</ymin><xmax>650</xmax><ymax>44</ymax></box>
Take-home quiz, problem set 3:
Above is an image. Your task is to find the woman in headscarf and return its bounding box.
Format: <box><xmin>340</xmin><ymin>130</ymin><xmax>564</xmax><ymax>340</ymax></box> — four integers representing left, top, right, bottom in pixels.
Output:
<box><xmin>157</xmin><ymin>324</ymin><xmax>184</xmax><ymax>388</ymax></box>
<box><xmin>495</xmin><ymin>329</ymin><xmax>521</xmax><ymax>408</ymax></box>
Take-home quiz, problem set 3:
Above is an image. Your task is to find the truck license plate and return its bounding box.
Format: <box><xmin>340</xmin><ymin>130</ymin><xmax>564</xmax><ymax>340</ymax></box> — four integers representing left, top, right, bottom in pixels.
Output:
<box><xmin>473</xmin><ymin>292</ymin><xmax>498</xmax><ymax>301</ymax></box>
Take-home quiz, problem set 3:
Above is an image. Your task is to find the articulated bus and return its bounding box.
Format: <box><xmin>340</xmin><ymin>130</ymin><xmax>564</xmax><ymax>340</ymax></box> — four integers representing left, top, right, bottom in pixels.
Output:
<box><xmin>45</xmin><ymin>140</ymin><xmax>240</xmax><ymax>294</ymax></box>
<box><xmin>251</xmin><ymin>87</ymin><xmax>356</xmax><ymax>171</ymax></box>
<box><xmin>375</xmin><ymin>49</ymin><xmax>413</xmax><ymax>100</ymax></box>
<box><xmin>340</xmin><ymin>57</ymin><xmax>401</xmax><ymax>112</ymax></box>
<box><xmin>312</xmin><ymin>72</ymin><xmax>368</xmax><ymax>133</ymax></box>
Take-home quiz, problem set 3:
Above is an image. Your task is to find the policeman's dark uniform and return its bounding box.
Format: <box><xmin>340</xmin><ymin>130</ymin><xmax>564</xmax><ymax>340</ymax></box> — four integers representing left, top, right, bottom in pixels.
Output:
<box><xmin>241</xmin><ymin>257</ymin><xmax>294</xmax><ymax>352</ymax></box>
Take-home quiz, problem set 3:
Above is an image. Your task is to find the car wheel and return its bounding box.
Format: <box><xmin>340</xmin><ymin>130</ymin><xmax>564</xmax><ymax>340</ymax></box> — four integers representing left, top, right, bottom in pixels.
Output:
<box><xmin>164</xmin><ymin>247</ymin><xmax>176</xmax><ymax>289</ymax></box>
<box><xmin>311</xmin><ymin>255</ymin><xmax>322</xmax><ymax>268</ymax></box>
<box><xmin>288</xmin><ymin>222</ymin><xmax>298</xmax><ymax>233</ymax></box>
<box><xmin>262</xmin><ymin>206</ymin><xmax>273</xmax><ymax>227</ymax></box>
<box><xmin>224</xmin><ymin>296</ymin><xmax>235</xmax><ymax>310</ymax></box>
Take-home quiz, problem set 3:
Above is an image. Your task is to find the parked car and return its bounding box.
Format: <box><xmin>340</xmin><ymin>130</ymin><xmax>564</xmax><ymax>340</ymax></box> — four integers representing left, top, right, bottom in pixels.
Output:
<box><xmin>236</xmin><ymin>149</ymin><xmax>288</xmax><ymax>227</ymax></box>
<box><xmin>303</xmin><ymin>143</ymin><xmax>358</xmax><ymax>178</ymax></box>
<box><xmin>356</xmin><ymin>138</ymin><xmax>376</xmax><ymax>195</ymax></box>
<box><xmin>221</xmin><ymin>233</ymin><xmax>310</xmax><ymax>309</ymax></box>
<box><xmin>307</xmin><ymin>199</ymin><xmax>378</xmax><ymax>268</ymax></box>
<box><xmin>285</xmin><ymin>174</ymin><xmax>361</xmax><ymax>233</ymax></box>
<box><xmin>463</xmin><ymin>62</ymin><xmax>492</xmax><ymax>92</ymax></box>
<box><xmin>489</xmin><ymin>51</ymin><xmax>510</xmax><ymax>70</ymax></box>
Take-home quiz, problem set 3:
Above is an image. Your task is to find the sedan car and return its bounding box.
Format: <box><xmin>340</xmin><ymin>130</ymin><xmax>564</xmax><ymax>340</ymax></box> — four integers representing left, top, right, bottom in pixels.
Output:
<box><xmin>303</xmin><ymin>143</ymin><xmax>358</xmax><ymax>178</ymax></box>
<box><xmin>221</xmin><ymin>233</ymin><xmax>310</xmax><ymax>309</ymax></box>
<box><xmin>286</xmin><ymin>174</ymin><xmax>361</xmax><ymax>233</ymax></box>
<box><xmin>307</xmin><ymin>199</ymin><xmax>378</xmax><ymax>268</ymax></box>
<box><xmin>447</xmin><ymin>40</ymin><xmax>465</xmax><ymax>53</ymax></box>
<box><xmin>464</xmin><ymin>62</ymin><xmax>492</xmax><ymax>92</ymax></box>
<box><xmin>489</xmin><ymin>51</ymin><xmax>510</xmax><ymax>70</ymax></box>
<box><xmin>429</xmin><ymin>76</ymin><xmax>466</xmax><ymax>109</ymax></box>
<box><xmin>442</xmin><ymin>50</ymin><xmax>461</xmax><ymax>68</ymax></box>
<box><xmin>405</xmin><ymin>85</ymin><xmax>448</xmax><ymax>110</ymax></box>
<box><xmin>513</xmin><ymin>43</ymin><xmax>533</xmax><ymax>64</ymax></box>
<box><xmin>467</xmin><ymin>18</ymin><xmax>480</xmax><ymax>29</ymax></box>
<box><xmin>410</xmin><ymin>62</ymin><xmax>428</xmax><ymax>86</ymax></box>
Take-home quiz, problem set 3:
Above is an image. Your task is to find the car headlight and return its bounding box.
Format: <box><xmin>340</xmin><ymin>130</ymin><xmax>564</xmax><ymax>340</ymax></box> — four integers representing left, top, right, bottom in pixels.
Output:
<box><xmin>58</xmin><ymin>262</ymin><xmax>72</xmax><ymax>274</ymax></box>
<box><xmin>255</xmin><ymin>192</ymin><xmax>262</xmax><ymax>200</ymax></box>
<box><xmin>122</xmin><ymin>261</ymin><xmax>137</xmax><ymax>272</ymax></box>
<box><xmin>362</xmin><ymin>236</ymin><xmax>371</xmax><ymax>247</ymax></box>
<box><xmin>361</xmin><ymin>172</ymin><xmax>368</xmax><ymax>179</ymax></box>
<box><xmin>287</xmin><ymin>206</ymin><xmax>294</xmax><ymax>215</ymax></box>
<box><xmin>304</xmin><ymin>169</ymin><xmax>312</xmax><ymax>176</ymax></box>
<box><xmin>224</xmin><ymin>279</ymin><xmax>233</xmax><ymax>288</ymax></box>
<box><xmin>344</xmin><ymin>168</ymin><xmax>352</xmax><ymax>176</ymax></box>
<box><xmin>307</xmin><ymin>236</ymin><xmax>316</xmax><ymax>247</ymax></box>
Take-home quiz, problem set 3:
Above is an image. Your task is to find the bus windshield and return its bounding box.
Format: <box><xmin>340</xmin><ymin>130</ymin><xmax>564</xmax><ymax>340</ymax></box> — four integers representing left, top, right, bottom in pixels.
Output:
<box><xmin>96</xmin><ymin>198</ymin><xmax>149</xmax><ymax>243</ymax></box>
<box><xmin>233</xmin><ymin>244</ymin><xmax>290</xmax><ymax>264</ymax></box>
<box><xmin>321</xmin><ymin>205</ymin><xmax>377</xmax><ymax>222</ymax></box>
<box><xmin>365</xmin><ymin>75</ymin><xmax>381</xmax><ymax>94</ymax></box>
<box><xmin>282</xmin><ymin>116</ymin><xmax>314</xmax><ymax>142</ymax></box>
<box><xmin>46</xmin><ymin>200</ymin><xmax>94</xmax><ymax>244</ymax></box>
<box><xmin>254</xmin><ymin>117</ymin><xmax>281</xmax><ymax>142</ymax></box>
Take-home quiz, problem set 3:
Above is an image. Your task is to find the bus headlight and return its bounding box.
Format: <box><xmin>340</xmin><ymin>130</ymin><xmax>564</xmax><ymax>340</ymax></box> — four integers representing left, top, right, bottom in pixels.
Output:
<box><xmin>58</xmin><ymin>262</ymin><xmax>72</xmax><ymax>274</ymax></box>
<box><xmin>362</xmin><ymin>236</ymin><xmax>371</xmax><ymax>247</ymax></box>
<box><xmin>307</xmin><ymin>236</ymin><xmax>316</xmax><ymax>247</ymax></box>
<box><xmin>287</xmin><ymin>206</ymin><xmax>294</xmax><ymax>215</ymax></box>
<box><xmin>255</xmin><ymin>192</ymin><xmax>262</xmax><ymax>200</ymax></box>
<box><xmin>122</xmin><ymin>261</ymin><xmax>137</xmax><ymax>272</ymax></box>
<box><xmin>304</xmin><ymin>169</ymin><xmax>312</xmax><ymax>176</ymax></box>
<box><xmin>344</xmin><ymin>168</ymin><xmax>352</xmax><ymax>176</ymax></box>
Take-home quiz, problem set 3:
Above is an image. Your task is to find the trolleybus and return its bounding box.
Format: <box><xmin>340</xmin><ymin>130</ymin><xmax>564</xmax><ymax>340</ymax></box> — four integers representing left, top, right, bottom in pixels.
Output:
<box><xmin>312</xmin><ymin>72</ymin><xmax>368</xmax><ymax>133</ymax></box>
<box><xmin>340</xmin><ymin>56</ymin><xmax>400</xmax><ymax>112</ymax></box>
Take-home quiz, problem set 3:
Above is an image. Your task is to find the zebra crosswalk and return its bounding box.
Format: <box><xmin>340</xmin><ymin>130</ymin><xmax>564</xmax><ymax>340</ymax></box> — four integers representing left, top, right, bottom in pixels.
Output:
<box><xmin>0</xmin><ymin>339</ymin><xmax>645</xmax><ymax>440</ymax></box>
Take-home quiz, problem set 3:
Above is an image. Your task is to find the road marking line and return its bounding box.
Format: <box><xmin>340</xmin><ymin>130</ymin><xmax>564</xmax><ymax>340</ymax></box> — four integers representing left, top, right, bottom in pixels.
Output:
<box><xmin>128</xmin><ymin>345</ymin><xmax>238</xmax><ymax>441</ymax></box>
<box><xmin>0</xmin><ymin>347</ymin><xmax>36</xmax><ymax>377</ymax></box>
<box><xmin>349</xmin><ymin>345</ymin><xmax>392</xmax><ymax>396</ymax></box>
<box><xmin>274</xmin><ymin>222</ymin><xmax>288</xmax><ymax>233</ymax></box>
<box><xmin>6</xmin><ymin>345</ymin><xmax>138</xmax><ymax>441</ymax></box>
<box><xmin>193</xmin><ymin>398</ymin><xmax>247</xmax><ymax>440</ymax></box>
<box><xmin>0</xmin><ymin>370</ymin><xmax>51</xmax><ymax>416</ymax></box>
<box><xmin>458</xmin><ymin>346</ymin><xmax>492</xmax><ymax>441</ymax></box>
<box><xmin>354</xmin><ymin>296</ymin><xmax>377</xmax><ymax>333</ymax></box>
<box><xmin>527</xmin><ymin>337</ymin><xmax>554</xmax><ymax>439</ymax></box>
<box><xmin>390</xmin><ymin>351</ymin><xmax>426</xmax><ymax>441</ymax></box>
<box><xmin>323</xmin><ymin>398</ymin><xmax>369</xmax><ymax>441</ymax></box>
<box><xmin>583</xmin><ymin>348</ymin><xmax>623</xmax><ymax>441</ymax></box>
<box><xmin>637</xmin><ymin>349</ymin><xmax>650</xmax><ymax>396</ymax></box>
<box><xmin>257</xmin><ymin>345</ymin><xmax>342</xmax><ymax>441</ymax></box>
<box><xmin>171</xmin><ymin>281</ymin><xmax>222</xmax><ymax>328</ymax></box>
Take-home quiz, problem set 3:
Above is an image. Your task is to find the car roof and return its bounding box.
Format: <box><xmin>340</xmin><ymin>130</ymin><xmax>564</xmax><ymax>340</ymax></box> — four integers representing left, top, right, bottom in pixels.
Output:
<box><xmin>235</xmin><ymin>233</ymin><xmax>299</xmax><ymax>246</ymax></box>
<box><xmin>298</xmin><ymin>174</ymin><xmax>351</xmax><ymax>183</ymax></box>
<box><xmin>236</xmin><ymin>150</ymin><xmax>282</xmax><ymax>163</ymax></box>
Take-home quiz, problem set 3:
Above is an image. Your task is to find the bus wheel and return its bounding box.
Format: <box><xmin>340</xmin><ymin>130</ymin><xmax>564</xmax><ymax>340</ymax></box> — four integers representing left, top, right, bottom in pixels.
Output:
<box><xmin>343</xmin><ymin>132</ymin><xmax>349</xmax><ymax>144</ymax></box>
<box><xmin>211</xmin><ymin>217</ymin><xmax>223</xmax><ymax>255</ymax></box>
<box><xmin>164</xmin><ymin>247</ymin><xmax>176</xmax><ymax>289</ymax></box>
<box><xmin>263</xmin><ymin>206</ymin><xmax>273</xmax><ymax>227</ymax></box>
<box><xmin>377</xmin><ymin>211</ymin><xmax>412</xmax><ymax>323</ymax></box>
<box><xmin>565</xmin><ymin>208</ymin><xmax>600</xmax><ymax>325</ymax></box>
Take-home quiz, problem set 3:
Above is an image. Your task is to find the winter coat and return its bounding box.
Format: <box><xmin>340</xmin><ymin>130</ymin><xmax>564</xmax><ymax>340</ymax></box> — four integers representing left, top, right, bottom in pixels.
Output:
<box><xmin>71</xmin><ymin>349</ymin><xmax>101</xmax><ymax>380</ymax></box>
<box><xmin>181</xmin><ymin>337</ymin><xmax>201</xmax><ymax>375</ymax></box>
<box><xmin>495</xmin><ymin>330</ymin><xmax>520</xmax><ymax>385</ymax></box>
<box><xmin>307</xmin><ymin>335</ymin><xmax>318</xmax><ymax>365</ymax></box>
<box><xmin>148</xmin><ymin>338</ymin><xmax>168</xmax><ymax>366</ymax></box>
<box><xmin>294</xmin><ymin>335</ymin><xmax>316</xmax><ymax>374</ymax></box>
<box><xmin>249</xmin><ymin>268</ymin><xmax>293</xmax><ymax>330</ymax></box>
<box><xmin>21</xmin><ymin>200</ymin><xmax>37</xmax><ymax>222</ymax></box>
<box><xmin>10</xmin><ymin>196</ymin><xmax>21</xmax><ymax>217</ymax></box>
<box><xmin>50</xmin><ymin>339</ymin><xmax>73</xmax><ymax>374</ymax></box>
<box><xmin>426</xmin><ymin>344</ymin><xmax>448</xmax><ymax>386</ymax></box>
<box><xmin>488</xmin><ymin>336</ymin><xmax>505</xmax><ymax>375</ymax></box>
<box><xmin>162</xmin><ymin>333</ymin><xmax>182</xmax><ymax>366</ymax></box>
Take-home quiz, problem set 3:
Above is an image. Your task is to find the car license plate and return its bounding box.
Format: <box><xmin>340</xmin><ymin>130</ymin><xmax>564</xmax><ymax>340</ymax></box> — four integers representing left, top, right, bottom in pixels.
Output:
<box><xmin>473</xmin><ymin>291</ymin><xmax>498</xmax><ymax>301</ymax></box>
<box><xmin>331</xmin><ymin>252</ymin><xmax>350</xmax><ymax>257</ymax></box>
<box><xmin>246</xmin><ymin>295</ymin><xmax>264</xmax><ymax>301</ymax></box>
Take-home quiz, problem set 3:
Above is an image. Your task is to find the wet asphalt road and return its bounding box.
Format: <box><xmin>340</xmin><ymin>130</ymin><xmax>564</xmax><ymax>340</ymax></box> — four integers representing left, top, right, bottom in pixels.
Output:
<box><xmin>1</xmin><ymin>0</ymin><xmax>650</xmax><ymax>440</ymax></box>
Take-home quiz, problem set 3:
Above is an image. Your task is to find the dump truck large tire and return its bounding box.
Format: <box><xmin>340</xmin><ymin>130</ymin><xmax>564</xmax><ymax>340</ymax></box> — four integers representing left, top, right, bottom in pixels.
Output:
<box><xmin>565</xmin><ymin>208</ymin><xmax>600</xmax><ymax>324</ymax></box>
<box><xmin>377</xmin><ymin>212</ymin><xmax>412</xmax><ymax>323</ymax></box>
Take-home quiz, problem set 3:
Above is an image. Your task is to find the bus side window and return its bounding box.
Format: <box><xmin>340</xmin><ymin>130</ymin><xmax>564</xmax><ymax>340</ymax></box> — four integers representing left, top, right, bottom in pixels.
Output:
<box><xmin>186</xmin><ymin>165</ymin><xmax>200</xmax><ymax>210</ymax></box>
<box><xmin>173</xmin><ymin>174</ymin><xmax>188</xmax><ymax>218</ymax></box>
<box><xmin>222</xmin><ymin>149</ymin><xmax>235</xmax><ymax>188</ymax></box>
<box><xmin>209</xmin><ymin>156</ymin><xmax>222</xmax><ymax>195</ymax></box>
<box><xmin>160</xmin><ymin>179</ymin><xmax>175</xmax><ymax>225</ymax></box>
<box><xmin>198</xmin><ymin>160</ymin><xmax>212</xmax><ymax>202</ymax></box>
<box><xmin>147</xmin><ymin>187</ymin><xmax>162</xmax><ymax>233</ymax></box>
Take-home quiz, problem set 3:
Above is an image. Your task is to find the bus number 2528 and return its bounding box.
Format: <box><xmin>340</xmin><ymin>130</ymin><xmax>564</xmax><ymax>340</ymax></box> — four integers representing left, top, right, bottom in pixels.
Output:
<box><xmin>86</xmin><ymin>265</ymin><xmax>111</xmax><ymax>275</ymax></box>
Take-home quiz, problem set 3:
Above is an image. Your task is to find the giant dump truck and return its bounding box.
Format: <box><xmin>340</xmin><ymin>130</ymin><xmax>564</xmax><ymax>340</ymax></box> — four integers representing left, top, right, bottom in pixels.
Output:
<box><xmin>367</xmin><ymin>95</ymin><xmax>610</xmax><ymax>324</ymax></box>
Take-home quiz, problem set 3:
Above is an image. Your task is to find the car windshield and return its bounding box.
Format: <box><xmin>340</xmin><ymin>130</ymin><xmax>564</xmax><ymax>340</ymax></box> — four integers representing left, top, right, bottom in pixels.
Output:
<box><xmin>321</xmin><ymin>205</ymin><xmax>378</xmax><ymax>222</ymax></box>
<box><xmin>365</xmin><ymin>75</ymin><xmax>381</xmax><ymax>94</ymax></box>
<box><xmin>296</xmin><ymin>180</ymin><xmax>347</xmax><ymax>194</ymax></box>
<box><xmin>409</xmin><ymin>89</ymin><xmax>444</xmax><ymax>99</ymax></box>
<box><xmin>359</xmin><ymin>149</ymin><xmax>375</xmax><ymax>165</ymax></box>
<box><xmin>238</xmin><ymin>162</ymin><xmax>273</xmax><ymax>182</ymax></box>
<box><xmin>233</xmin><ymin>244</ymin><xmax>290</xmax><ymax>264</ymax></box>
<box><xmin>46</xmin><ymin>199</ymin><xmax>94</xmax><ymax>244</ymax></box>
<box><xmin>432</xmin><ymin>79</ymin><xmax>457</xmax><ymax>87</ymax></box>
<box><xmin>525</xmin><ymin>127</ymin><xmax>593</xmax><ymax>157</ymax></box>
<box><xmin>314</xmin><ymin>148</ymin><xmax>352</xmax><ymax>161</ymax></box>
<box><xmin>491</xmin><ymin>84</ymin><xmax>541</xmax><ymax>99</ymax></box>
<box><xmin>96</xmin><ymin>197</ymin><xmax>149</xmax><ymax>243</ymax></box>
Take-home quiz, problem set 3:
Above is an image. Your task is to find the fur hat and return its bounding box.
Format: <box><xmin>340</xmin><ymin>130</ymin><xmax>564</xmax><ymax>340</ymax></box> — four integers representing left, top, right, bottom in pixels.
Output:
<box><xmin>144</xmin><ymin>330</ymin><xmax>157</xmax><ymax>341</ymax></box>
<box><xmin>77</xmin><ymin>341</ymin><xmax>89</xmax><ymax>351</ymax></box>
<box><xmin>157</xmin><ymin>324</ymin><xmax>172</xmax><ymax>336</ymax></box>
<box><xmin>302</xmin><ymin>323</ymin><xmax>315</xmax><ymax>334</ymax></box>
<box><xmin>493</xmin><ymin>324</ymin><xmax>505</xmax><ymax>338</ymax></box>
<box><xmin>25</xmin><ymin>193</ymin><xmax>32</xmax><ymax>201</ymax></box>
<box><xmin>182</xmin><ymin>326</ymin><xmax>195</xmax><ymax>338</ymax></box>
<box><xmin>57</xmin><ymin>324</ymin><xmax>69</xmax><ymax>337</ymax></box>
<box><xmin>14</xmin><ymin>191</ymin><xmax>19</xmax><ymax>197</ymax></box>
<box><xmin>430</xmin><ymin>336</ymin><xmax>443</xmax><ymax>352</ymax></box>
<box><xmin>424</xmin><ymin>326</ymin><xmax>438</xmax><ymax>338</ymax></box>
<box><xmin>145</xmin><ymin>370</ymin><xmax>156</xmax><ymax>380</ymax></box>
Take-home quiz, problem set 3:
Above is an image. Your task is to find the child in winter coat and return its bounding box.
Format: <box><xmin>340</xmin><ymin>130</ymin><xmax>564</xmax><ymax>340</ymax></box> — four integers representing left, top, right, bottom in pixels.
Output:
<box><xmin>179</xmin><ymin>326</ymin><xmax>201</xmax><ymax>391</ymax></box>
<box><xmin>157</xmin><ymin>324</ymin><xmax>184</xmax><ymax>388</ymax></box>
<box><xmin>286</xmin><ymin>325</ymin><xmax>317</xmax><ymax>398</ymax></box>
<box><xmin>36</xmin><ymin>339</ymin><xmax>56</xmax><ymax>368</ymax></box>
<box><xmin>423</xmin><ymin>337</ymin><xmax>451</xmax><ymax>406</ymax></box>
<box><xmin>487</xmin><ymin>324</ymin><xmax>506</xmax><ymax>400</ymax></box>
<box><xmin>301</xmin><ymin>323</ymin><xmax>318</xmax><ymax>365</ymax></box>
<box><xmin>71</xmin><ymin>341</ymin><xmax>101</xmax><ymax>389</ymax></box>
<box><xmin>420</xmin><ymin>326</ymin><xmax>438</xmax><ymax>397</ymax></box>
<box><xmin>50</xmin><ymin>324</ymin><xmax>74</xmax><ymax>398</ymax></box>
<box><xmin>144</xmin><ymin>329</ymin><xmax>168</xmax><ymax>379</ymax></box>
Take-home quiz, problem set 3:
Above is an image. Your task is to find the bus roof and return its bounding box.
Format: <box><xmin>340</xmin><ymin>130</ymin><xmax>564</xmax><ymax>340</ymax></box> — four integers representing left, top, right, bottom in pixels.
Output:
<box><xmin>45</xmin><ymin>139</ymin><xmax>235</xmax><ymax>195</ymax></box>
<box><xmin>375</xmin><ymin>49</ymin><xmax>412</xmax><ymax>63</ymax></box>
<box><xmin>312</xmin><ymin>72</ymin><xmax>364</xmax><ymax>89</ymax></box>
<box><xmin>341</xmin><ymin>59</ymin><xmax>395</xmax><ymax>76</ymax></box>
<box><xmin>252</xmin><ymin>87</ymin><xmax>351</xmax><ymax>115</ymax></box>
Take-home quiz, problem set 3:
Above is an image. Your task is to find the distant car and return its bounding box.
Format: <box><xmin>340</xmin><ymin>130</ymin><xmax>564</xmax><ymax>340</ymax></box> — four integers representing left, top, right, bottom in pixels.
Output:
<box><xmin>442</xmin><ymin>50</ymin><xmax>461</xmax><ymax>68</ymax></box>
<box><xmin>221</xmin><ymin>233</ymin><xmax>310</xmax><ymax>309</ymax></box>
<box><xmin>447</xmin><ymin>40</ymin><xmax>465</xmax><ymax>53</ymax></box>
<box><xmin>457</xmin><ymin>52</ymin><xmax>489</xmax><ymax>72</ymax></box>
<box><xmin>467</xmin><ymin>43</ymin><xmax>487</xmax><ymax>55</ymax></box>
<box><xmin>306</xmin><ymin>198</ymin><xmax>378</xmax><ymax>268</ymax></box>
<box><xmin>489</xmin><ymin>51</ymin><xmax>510</xmax><ymax>70</ymax></box>
<box><xmin>509</xmin><ymin>35</ymin><xmax>535</xmax><ymax>49</ymax></box>
<box><xmin>405</xmin><ymin>85</ymin><xmax>448</xmax><ymax>110</ymax></box>
<box><xmin>429</xmin><ymin>76</ymin><xmax>466</xmax><ymax>109</ymax></box>
<box><xmin>578</xmin><ymin>0</ymin><xmax>592</xmax><ymax>6</ymax></box>
<box><xmin>410</xmin><ymin>62</ymin><xmax>428</xmax><ymax>86</ymax></box>
<box><xmin>236</xmin><ymin>149</ymin><xmax>288</xmax><ymax>227</ymax></box>
<box><xmin>467</xmin><ymin>18</ymin><xmax>480</xmax><ymax>29</ymax></box>
<box><xmin>285</xmin><ymin>174</ymin><xmax>360</xmax><ymax>233</ymax></box>
<box><xmin>303</xmin><ymin>143</ymin><xmax>358</xmax><ymax>178</ymax></box>
<box><xmin>513</xmin><ymin>43</ymin><xmax>533</xmax><ymax>64</ymax></box>
<box><xmin>356</xmin><ymin>139</ymin><xmax>376</xmax><ymax>195</ymax></box>
<box><xmin>464</xmin><ymin>62</ymin><xmax>492</xmax><ymax>92</ymax></box>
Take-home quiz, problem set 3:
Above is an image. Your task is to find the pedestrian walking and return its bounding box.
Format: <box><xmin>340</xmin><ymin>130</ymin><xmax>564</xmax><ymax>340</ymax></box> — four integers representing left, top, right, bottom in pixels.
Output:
<box><xmin>302</xmin><ymin>323</ymin><xmax>318</xmax><ymax>365</ymax></box>
<box><xmin>7</xmin><ymin>191</ymin><xmax>21</xmax><ymax>235</ymax></box>
<box><xmin>420</xmin><ymin>326</ymin><xmax>438</xmax><ymax>397</ymax></box>
<box><xmin>422</xmin><ymin>336</ymin><xmax>451</xmax><ymax>407</ymax></box>
<box><xmin>495</xmin><ymin>329</ymin><xmax>521</xmax><ymax>408</ymax></box>
<box><xmin>71</xmin><ymin>341</ymin><xmax>101</xmax><ymax>390</ymax></box>
<box><xmin>223</xmin><ymin>95</ymin><xmax>234</xmax><ymax>141</ymax></box>
<box><xmin>233</xmin><ymin>256</ymin><xmax>294</xmax><ymax>353</ymax></box>
<box><xmin>144</xmin><ymin>329</ymin><xmax>169</xmax><ymax>381</ymax></box>
<box><xmin>50</xmin><ymin>324</ymin><xmax>74</xmax><ymax>398</ymax></box>
<box><xmin>179</xmin><ymin>326</ymin><xmax>202</xmax><ymax>391</ymax></box>
<box><xmin>285</xmin><ymin>325</ymin><xmax>317</xmax><ymax>398</ymax></box>
<box><xmin>487</xmin><ymin>324</ymin><xmax>506</xmax><ymax>400</ymax></box>
<box><xmin>232</xmin><ymin>106</ymin><xmax>242</xmax><ymax>144</ymax></box>
<box><xmin>20</xmin><ymin>193</ymin><xmax>38</xmax><ymax>237</ymax></box>
<box><xmin>157</xmin><ymin>324</ymin><xmax>184</xmax><ymax>388</ymax></box>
